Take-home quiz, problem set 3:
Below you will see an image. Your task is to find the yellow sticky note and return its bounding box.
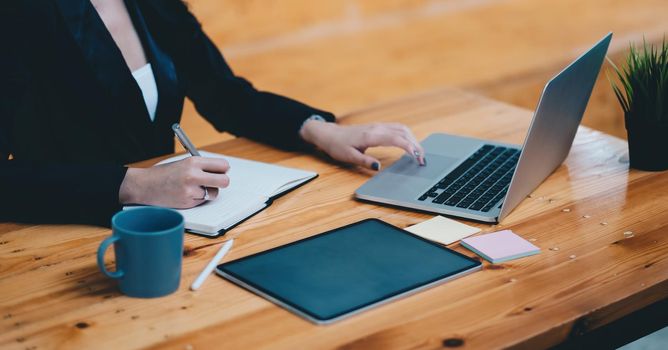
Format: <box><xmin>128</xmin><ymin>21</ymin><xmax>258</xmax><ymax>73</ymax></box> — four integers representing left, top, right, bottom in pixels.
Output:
<box><xmin>404</xmin><ymin>216</ymin><xmax>481</xmax><ymax>245</ymax></box>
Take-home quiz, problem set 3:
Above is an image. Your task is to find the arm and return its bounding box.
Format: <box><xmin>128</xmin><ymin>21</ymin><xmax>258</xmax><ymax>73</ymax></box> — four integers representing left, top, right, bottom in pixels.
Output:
<box><xmin>0</xmin><ymin>161</ymin><xmax>128</xmax><ymax>226</ymax></box>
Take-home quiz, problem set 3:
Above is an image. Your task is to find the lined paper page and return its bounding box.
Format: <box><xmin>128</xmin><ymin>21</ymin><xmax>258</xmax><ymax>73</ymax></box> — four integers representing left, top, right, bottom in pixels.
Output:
<box><xmin>158</xmin><ymin>151</ymin><xmax>316</xmax><ymax>197</ymax></box>
<box><xmin>175</xmin><ymin>189</ymin><xmax>266</xmax><ymax>233</ymax></box>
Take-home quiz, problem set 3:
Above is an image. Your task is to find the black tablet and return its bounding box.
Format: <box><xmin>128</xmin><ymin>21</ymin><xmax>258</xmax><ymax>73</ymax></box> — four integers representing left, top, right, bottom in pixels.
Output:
<box><xmin>215</xmin><ymin>219</ymin><xmax>481</xmax><ymax>324</ymax></box>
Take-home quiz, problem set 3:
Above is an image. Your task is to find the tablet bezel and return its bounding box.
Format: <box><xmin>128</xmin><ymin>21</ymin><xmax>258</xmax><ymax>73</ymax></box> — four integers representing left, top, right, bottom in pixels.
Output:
<box><xmin>215</xmin><ymin>218</ymin><xmax>482</xmax><ymax>324</ymax></box>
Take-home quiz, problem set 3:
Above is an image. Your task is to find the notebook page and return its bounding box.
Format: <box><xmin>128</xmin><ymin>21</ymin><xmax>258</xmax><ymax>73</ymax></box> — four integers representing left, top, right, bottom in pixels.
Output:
<box><xmin>158</xmin><ymin>151</ymin><xmax>316</xmax><ymax>197</ymax></box>
<box><xmin>225</xmin><ymin>156</ymin><xmax>314</xmax><ymax>195</ymax></box>
<box><xmin>175</xmin><ymin>188</ymin><xmax>267</xmax><ymax>233</ymax></box>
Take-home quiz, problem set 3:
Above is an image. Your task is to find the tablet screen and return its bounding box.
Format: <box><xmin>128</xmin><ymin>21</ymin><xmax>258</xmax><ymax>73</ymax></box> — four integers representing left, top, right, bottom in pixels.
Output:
<box><xmin>217</xmin><ymin>219</ymin><xmax>481</xmax><ymax>323</ymax></box>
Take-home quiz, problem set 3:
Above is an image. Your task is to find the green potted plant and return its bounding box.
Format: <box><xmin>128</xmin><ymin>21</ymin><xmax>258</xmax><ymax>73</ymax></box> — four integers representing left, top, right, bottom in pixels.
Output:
<box><xmin>608</xmin><ymin>38</ymin><xmax>668</xmax><ymax>171</ymax></box>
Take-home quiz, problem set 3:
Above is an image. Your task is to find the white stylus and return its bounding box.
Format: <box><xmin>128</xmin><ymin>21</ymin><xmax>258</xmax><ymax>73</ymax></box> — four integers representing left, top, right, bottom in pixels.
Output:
<box><xmin>190</xmin><ymin>239</ymin><xmax>234</xmax><ymax>291</ymax></box>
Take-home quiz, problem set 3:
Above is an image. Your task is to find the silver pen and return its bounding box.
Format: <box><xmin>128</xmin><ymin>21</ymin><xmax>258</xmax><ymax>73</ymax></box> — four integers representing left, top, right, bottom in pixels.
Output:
<box><xmin>172</xmin><ymin>123</ymin><xmax>209</xmax><ymax>200</ymax></box>
<box><xmin>172</xmin><ymin>123</ymin><xmax>201</xmax><ymax>157</ymax></box>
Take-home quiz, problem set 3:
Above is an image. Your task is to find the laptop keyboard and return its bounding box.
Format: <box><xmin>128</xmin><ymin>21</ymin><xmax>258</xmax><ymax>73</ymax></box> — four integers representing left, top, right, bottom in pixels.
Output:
<box><xmin>418</xmin><ymin>145</ymin><xmax>520</xmax><ymax>212</ymax></box>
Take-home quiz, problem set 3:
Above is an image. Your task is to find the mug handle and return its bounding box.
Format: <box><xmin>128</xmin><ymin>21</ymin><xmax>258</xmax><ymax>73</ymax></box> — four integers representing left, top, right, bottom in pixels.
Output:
<box><xmin>97</xmin><ymin>236</ymin><xmax>124</xmax><ymax>279</ymax></box>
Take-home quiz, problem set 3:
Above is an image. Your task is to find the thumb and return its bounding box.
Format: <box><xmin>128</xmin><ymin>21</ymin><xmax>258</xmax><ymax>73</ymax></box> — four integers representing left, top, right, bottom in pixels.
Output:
<box><xmin>347</xmin><ymin>149</ymin><xmax>381</xmax><ymax>171</ymax></box>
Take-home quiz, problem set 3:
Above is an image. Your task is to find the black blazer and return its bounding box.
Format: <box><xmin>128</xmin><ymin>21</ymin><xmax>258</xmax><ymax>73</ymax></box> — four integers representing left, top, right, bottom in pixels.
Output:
<box><xmin>0</xmin><ymin>0</ymin><xmax>335</xmax><ymax>225</ymax></box>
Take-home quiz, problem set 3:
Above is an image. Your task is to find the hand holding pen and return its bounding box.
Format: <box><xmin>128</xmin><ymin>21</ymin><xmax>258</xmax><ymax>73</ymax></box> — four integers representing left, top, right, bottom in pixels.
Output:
<box><xmin>118</xmin><ymin>148</ymin><xmax>231</xmax><ymax>208</ymax></box>
<box><xmin>171</xmin><ymin>123</ymin><xmax>230</xmax><ymax>204</ymax></box>
<box><xmin>117</xmin><ymin>123</ymin><xmax>229</xmax><ymax>208</ymax></box>
<box><xmin>115</xmin><ymin>124</ymin><xmax>231</xmax><ymax>208</ymax></box>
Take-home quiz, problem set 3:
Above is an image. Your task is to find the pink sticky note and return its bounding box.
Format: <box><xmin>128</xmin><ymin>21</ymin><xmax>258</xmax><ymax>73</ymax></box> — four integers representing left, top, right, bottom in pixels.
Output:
<box><xmin>461</xmin><ymin>230</ymin><xmax>540</xmax><ymax>263</ymax></box>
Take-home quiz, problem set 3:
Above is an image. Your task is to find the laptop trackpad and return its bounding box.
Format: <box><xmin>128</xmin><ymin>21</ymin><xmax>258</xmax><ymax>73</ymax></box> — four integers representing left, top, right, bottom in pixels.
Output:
<box><xmin>387</xmin><ymin>154</ymin><xmax>458</xmax><ymax>179</ymax></box>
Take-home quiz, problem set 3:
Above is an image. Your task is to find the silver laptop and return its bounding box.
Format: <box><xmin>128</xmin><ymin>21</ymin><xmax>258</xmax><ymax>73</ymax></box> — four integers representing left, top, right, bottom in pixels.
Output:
<box><xmin>355</xmin><ymin>33</ymin><xmax>612</xmax><ymax>223</ymax></box>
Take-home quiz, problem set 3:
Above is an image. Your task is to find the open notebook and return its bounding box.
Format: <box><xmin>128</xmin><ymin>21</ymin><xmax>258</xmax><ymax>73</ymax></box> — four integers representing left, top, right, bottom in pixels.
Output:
<box><xmin>140</xmin><ymin>151</ymin><xmax>317</xmax><ymax>237</ymax></box>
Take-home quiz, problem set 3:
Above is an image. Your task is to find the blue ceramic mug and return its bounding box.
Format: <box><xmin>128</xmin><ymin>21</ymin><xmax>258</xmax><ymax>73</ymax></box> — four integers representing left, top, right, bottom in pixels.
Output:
<box><xmin>97</xmin><ymin>207</ymin><xmax>185</xmax><ymax>298</ymax></box>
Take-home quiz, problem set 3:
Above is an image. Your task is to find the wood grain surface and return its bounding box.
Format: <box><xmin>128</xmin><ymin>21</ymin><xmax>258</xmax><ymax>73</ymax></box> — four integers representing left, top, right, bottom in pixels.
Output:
<box><xmin>1</xmin><ymin>87</ymin><xmax>667</xmax><ymax>349</ymax></box>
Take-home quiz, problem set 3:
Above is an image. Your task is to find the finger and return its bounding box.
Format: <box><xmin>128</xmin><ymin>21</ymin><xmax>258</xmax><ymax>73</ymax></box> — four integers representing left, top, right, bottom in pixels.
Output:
<box><xmin>205</xmin><ymin>187</ymin><xmax>219</xmax><ymax>200</ymax></box>
<box><xmin>346</xmin><ymin>148</ymin><xmax>381</xmax><ymax>171</ymax></box>
<box><xmin>180</xmin><ymin>186</ymin><xmax>207</xmax><ymax>208</ymax></box>
<box><xmin>191</xmin><ymin>157</ymin><xmax>230</xmax><ymax>173</ymax></box>
<box><xmin>386</xmin><ymin>125</ymin><xmax>425</xmax><ymax>165</ymax></box>
<box><xmin>400</xmin><ymin>128</ymin><xmax>423</xmax><ymax>153</ymax></box>
<box><xmin>198</xmin><ymin>172</ymin><xmax>230</xmax><ymax>189</ymax></box>
<box><xmin>385</xmin><ymin>123</ymin><xmax>410</xmax><ymax>133</ymax></box>
<box><xmin>188</xmin><ymin>186</ymin><xmax>218</xmax><ymax>202</ymax></box>
<box><xmin>363</xmin><ymin>130</ymin><xmax>411</xmax><ymax>151</ymax></box>
<box><xmin>399</xmin><ymin>130</ymin><xmax>426</xmax><ymax>165</ymax></box>
<box><xmin>383</xmin><ymin>134</ymin><xmax>416</xmax><ymax>158</ymax></box>
<box><xmin>380</xmin><ymin>123</ymin><xmax>426</xmax><ymax>165</ymax></box>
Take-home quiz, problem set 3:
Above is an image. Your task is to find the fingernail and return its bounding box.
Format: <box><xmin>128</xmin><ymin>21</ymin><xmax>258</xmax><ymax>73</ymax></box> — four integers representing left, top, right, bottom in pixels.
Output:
<box><xmin>413</xmin><ymin>151</ymin><xmax>424</xmax><ymax>165</ymax></box>
<box><xmin>371</xmin><ymin>162</ymin><xmax>380</xmax><ymax>171</ymax></box>
<box><xmin>421</xmin><ymin>157</ymin><xmax>427</xmax><ymax>166</ymax></box>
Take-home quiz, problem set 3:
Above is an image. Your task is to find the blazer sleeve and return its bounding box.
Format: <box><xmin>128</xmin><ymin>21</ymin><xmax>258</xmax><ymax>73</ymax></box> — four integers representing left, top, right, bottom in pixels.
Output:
<box><xmin>162</xmin><ymin>0</ymin><xmax>336</xmax><ymax>150</ymax></box>
<box><xmin>0</xmin><ymin>161</ymin><xmax>128</xmax><ymax>226</ymax></box>
<box><xmin>0</xmin><ymin>20</ymin><xmax>128</xmax><ymax>227</ymax></box>
<box><xmin>0</xmin><ymin>107</ymin><xmax>128</xmax><ymax>227</ymax></box>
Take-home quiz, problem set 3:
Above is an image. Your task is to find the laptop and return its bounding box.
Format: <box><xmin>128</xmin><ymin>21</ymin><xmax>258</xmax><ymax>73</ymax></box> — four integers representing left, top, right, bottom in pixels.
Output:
<box><xmin>355</xmin><ymin>33</ymin><xmax>612</xmax><ymax>223</ymax></box>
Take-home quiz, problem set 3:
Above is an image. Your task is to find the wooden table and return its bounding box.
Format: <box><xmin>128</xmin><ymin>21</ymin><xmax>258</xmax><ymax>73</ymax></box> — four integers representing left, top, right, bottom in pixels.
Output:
<box><xmin>1</xmin><ymin>87</ymin><xmax>666</xmax><ymax>349</ymax></box>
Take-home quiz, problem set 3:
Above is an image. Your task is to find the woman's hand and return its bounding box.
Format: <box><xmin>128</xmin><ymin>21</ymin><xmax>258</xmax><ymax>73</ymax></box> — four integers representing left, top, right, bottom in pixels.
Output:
<box><xmin>300</xmin><ymin>120</ymin><xmax>425</xmax><ymax>170</ymax></box>
<box><xmin>119</xmin><ymin>156</ymin><xmax>230</xmax><ymax>208</ymax></box>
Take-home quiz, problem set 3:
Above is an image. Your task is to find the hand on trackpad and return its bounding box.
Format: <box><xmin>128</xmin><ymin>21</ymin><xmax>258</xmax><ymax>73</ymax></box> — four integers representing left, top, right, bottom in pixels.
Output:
<box><xmin>387</xmin><ymin>154</ymin><xmax>458</xmax><ymax>179</ymax></box>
